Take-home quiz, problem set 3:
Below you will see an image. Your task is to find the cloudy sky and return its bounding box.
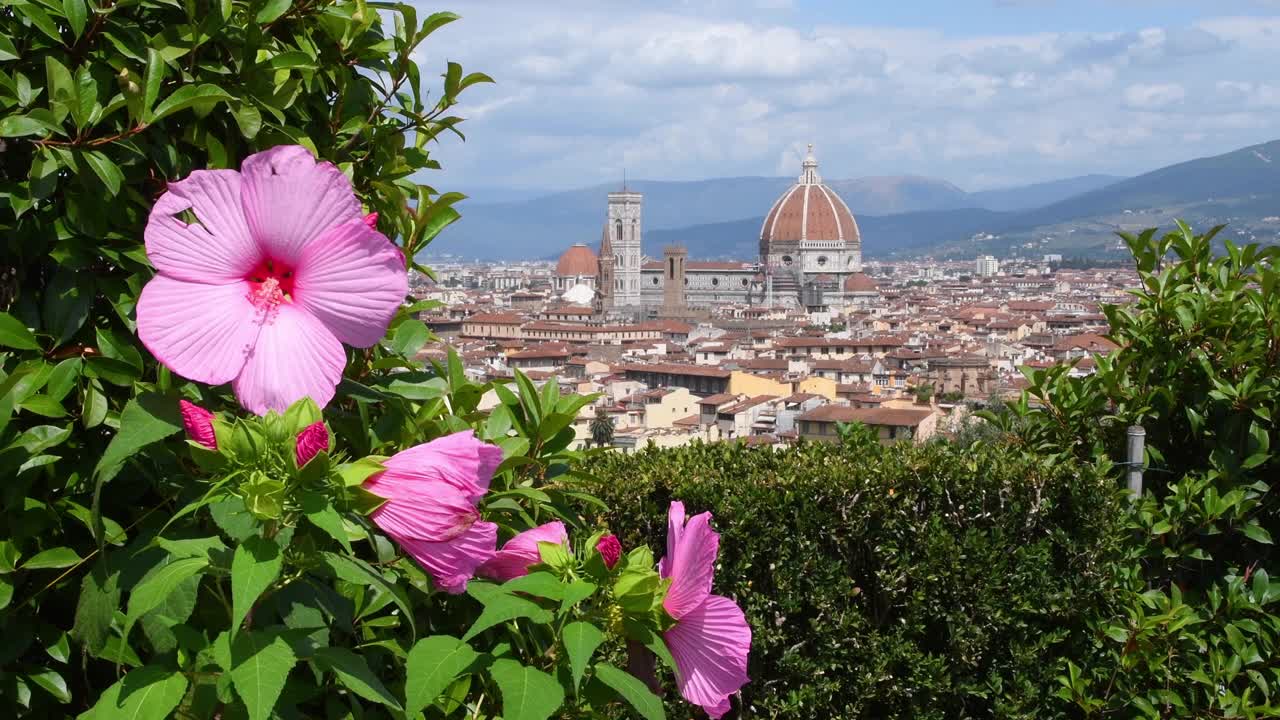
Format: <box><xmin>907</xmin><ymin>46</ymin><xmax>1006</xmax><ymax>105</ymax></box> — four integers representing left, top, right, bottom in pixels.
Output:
<box><xmin>413</xmin><ymin>0</ymin><xmax>1280</xmax><ymax>194</ymax></box>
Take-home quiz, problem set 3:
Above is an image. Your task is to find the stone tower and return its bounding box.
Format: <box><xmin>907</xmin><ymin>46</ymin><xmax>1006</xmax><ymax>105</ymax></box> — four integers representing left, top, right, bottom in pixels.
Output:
<box><xmin>662</xmin><ymin>244</ymin><xmax>687</xmax><ymax>314</ymax></box>
<box><xmin>596</xmin><ymin>223</ymin><xmax>614</xmax><ymax>313</ymax></box>
<box><xmin>607</xmin><ymin>189</ymin><xmax>643</xmax><ymax>308</ymax></box>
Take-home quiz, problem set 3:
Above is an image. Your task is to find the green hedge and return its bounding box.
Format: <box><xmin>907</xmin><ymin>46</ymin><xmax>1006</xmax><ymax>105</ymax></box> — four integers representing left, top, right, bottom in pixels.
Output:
<box><xmin>584</xmin><ymin>437</ymin><xmax>1125</xmax><ymax>719</ymax></box>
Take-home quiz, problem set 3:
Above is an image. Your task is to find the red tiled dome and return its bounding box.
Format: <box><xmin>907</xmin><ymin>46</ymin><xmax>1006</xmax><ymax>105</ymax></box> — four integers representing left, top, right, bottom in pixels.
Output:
<box><xmin>556</xmin><ymin>244</ymin><xmax>597</xmax><ymax>277</ymax></box>
<box><xmin>843</xmin><ymin>272</ymin><xmax>879</xmax><ymax>293</ymax></box>
<box><xmin>760</xmin><ymin>145</ymin><xmax>860</xmax><ymax>256</ymax></box>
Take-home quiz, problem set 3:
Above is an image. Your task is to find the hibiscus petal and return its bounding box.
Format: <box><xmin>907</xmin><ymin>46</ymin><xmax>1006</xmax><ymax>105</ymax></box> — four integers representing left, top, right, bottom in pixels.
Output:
<box><xmin>367</xmin><ymin>485</ymin><xmax>480</xmax><ymax>542</ymax></box>
<box><xmin>240</xmin><ymin>146</ymin><xmax>362</xmax><ymax>265</ymax></box>
<box><xmin>145</xmin><ymin>169</ymin><xmax>261</xmax><ymax>283</ymax></box>
<box><xmin>477</xmin><ymin>521</ymin><xmax>568</xmax><ymax>582</ymax></box>
<box><xmin>137</xmin><ymin>276</ymin><xmax>260</xmax><ymax>385</ymax></box>
<box><xmin>397</xmin><ymin>521</ymin><xmax>498</xmax><ymax>594</ymax></box>
<box><xmin>663</xmin><ymin>511</ymin><xmax>719</xmax><ymax>620</ymax></box>
<box><xmin>664</xmin><ymin>595</ymin><xmax>752</xmax><ymax>720</ymax></box>
<box><xmin>659</xmin><ymin>501</ymin><xmax>687</xmax><ymax>579</ymax></box>
<box><xmin>376</xmin><ymin>431</ymin><xmax>503</xmax><ymax>503</ymax></box>
<box><xmin>293</xmin><ymin>219</ymin><xmax>408</xmax><ymax>347</ymax></box>
<box><xmin>232</xmin><ymin>304</ymin><xmax>345</xmax><ymax>415</ymax></box>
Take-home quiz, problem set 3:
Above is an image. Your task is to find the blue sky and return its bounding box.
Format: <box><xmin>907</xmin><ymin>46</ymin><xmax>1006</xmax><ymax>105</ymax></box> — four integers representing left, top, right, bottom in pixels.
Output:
<box><xmin>414</xmin><ymin>1</ymin><xmax>1280</xmax><ymax>194</ymax></box>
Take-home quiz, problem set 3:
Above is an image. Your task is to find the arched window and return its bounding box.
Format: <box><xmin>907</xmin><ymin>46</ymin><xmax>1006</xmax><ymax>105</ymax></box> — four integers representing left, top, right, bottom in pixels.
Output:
<box><xmin>615</xmin><ymin>220</ymin><xmax>623</xmax><ymax>242</ymax></box>
<box><xmin>668</xmin><ymin>258</ymin><xmax>675</xmax><ymax>278</ymax></box>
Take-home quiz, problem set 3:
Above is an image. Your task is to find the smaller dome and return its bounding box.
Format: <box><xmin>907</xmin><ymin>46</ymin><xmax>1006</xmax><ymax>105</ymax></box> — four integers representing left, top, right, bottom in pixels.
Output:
<box><xmin>556</xmin><ymin>244</ymin><xmax>597</xmax><ymax>277</ymax></box>
<box><xmin>843</xmin><ymin>272</ymin><xmax>879</xmax><ymax>293</ymax></box>
<box><xmin>562</xmin><ymin>283</ymin><xmax>596</xmax><ymax>305</ymax></box>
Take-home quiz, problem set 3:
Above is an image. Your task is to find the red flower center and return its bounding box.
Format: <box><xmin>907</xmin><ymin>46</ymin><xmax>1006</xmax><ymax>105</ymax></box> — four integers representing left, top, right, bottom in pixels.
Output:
<box><xmin>246</xmin><ymin>258</ymin><xmax>296</xmax><ymax>309</ymax></box>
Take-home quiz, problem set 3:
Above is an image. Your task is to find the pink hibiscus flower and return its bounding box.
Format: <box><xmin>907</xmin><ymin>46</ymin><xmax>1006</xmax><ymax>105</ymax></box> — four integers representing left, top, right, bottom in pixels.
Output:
<box><xmin>660</xmin><ymin>501</ymin><xmax>751</xmax><ymax>719</ymax></box>
<box><xmin>362</xmin><ymin>431</ymin><xmax>503</xmax><ymax>593</ymax></box>
<box><xmin>295</xmin><ymin>421</ymin><xmax>329</xmax><ymax>467</ymax></box>
<box><xmin>477</xmin><ymin>522</ymin><xmax>568</xmax><ymax>581</ymax></box>
<box><xmin>137</xmin><ymin>146</ymin><xmax>408</xmax><ymax>415</ymax></box>
<box><xmin>179</xmin><ymin>400</ymin><xmax>217</xmax><ymax>449</ymax></box>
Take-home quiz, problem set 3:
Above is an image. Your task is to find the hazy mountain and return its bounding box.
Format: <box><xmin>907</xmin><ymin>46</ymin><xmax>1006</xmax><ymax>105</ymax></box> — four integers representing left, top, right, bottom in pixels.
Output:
<box><xmin>644</xmin><ymin>140</ymin><xmax>1280</xmax><ymax>260</ymax></box>
<box><xmin>429</xmin><ymin>172</ymin><xmax>1114</xmax><ymax>260</ymax></box>
<box><xmin>644</xmin><ymin>209</ymin><xmax>1011</xmax><ymax>260</ymax></box>
<box><xmin>428</xmin><ymin>139</ymin><xmax>1280</xmax><ymax>260</ymax></box>
<box><xmin>969</xmin><ymin>175</ymin><xmax>1124</xmax><ymax>212</ymax></box>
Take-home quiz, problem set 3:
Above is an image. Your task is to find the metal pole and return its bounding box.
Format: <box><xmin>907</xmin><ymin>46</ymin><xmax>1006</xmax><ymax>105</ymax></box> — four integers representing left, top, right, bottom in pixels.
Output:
<box><xmin>1126</xmin><ymin>425</ymin><xmax>1145</xmax><ymax>497</ymax></box>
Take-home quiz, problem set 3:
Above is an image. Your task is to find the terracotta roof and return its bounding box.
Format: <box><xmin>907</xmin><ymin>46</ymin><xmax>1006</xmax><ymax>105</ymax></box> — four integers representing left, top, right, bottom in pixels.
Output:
<box><xmin>465</xmin><ymin>313</ymin><xmax>523</xmax><ymax>325</ymax></box>
<box><xmin>556</xmin><ymin>244</ymin><xmax>597</xmax><ymax>277</ymax></box>
<box><xmin>617</xmin><ymin>363</ymin><xmax>732</xmax><ymax>379</ymax></box>
<box><xmin>697</xmin><ymin>393</ymin><xmax>738</xmax><ymax>407</ymax></box>
<box><xmin>760</xmin><ymin>163</ymin><xmax>859</xmax><ymax>250</ymax></box>
<box><xmin>798</xmin><ymin>405</ymin><xmax>934</xmax><ymax>427</ymax></box>
<box><xmin>719</xmin><ymin>395</ymin><xmax>778</xmax><ymax>415</ymax></box>
<box><xmin>843</xmin><ymin>272</ymin><xmax>879</xmax><ymax>293</ymax></box>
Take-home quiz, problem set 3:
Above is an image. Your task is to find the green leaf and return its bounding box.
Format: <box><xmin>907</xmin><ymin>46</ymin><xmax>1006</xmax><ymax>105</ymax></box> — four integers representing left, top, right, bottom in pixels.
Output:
<box><xmin>562</xmin><ymin>622</ymin><xmax>605</xmax><ymax>693</ymax></box>
<box><xmin>314</xmin><ymin>646</ymin><xmax>403</xmax><ymax>710</ymax></box>
<box><xmin>41</xmin><ymin>270</ymin><xmax>91</xmax><ymax>346</ymax></box>
<box><xmin>27</xmin><ymin>669</ymin><xmax>71</xmax><ymax>703</ymax></box>
<box><xmin>594</xmin><ymin>663</ymin><xmax>666</xmax><ymax>720</ymax></box>
<box><xmin>81</xmin><ymin>666</ymin><xmax>188</xmax><ymax>720</ymax></box>
<box><xmin>503</xmin><ymin>571</ymin><xmax>566</xmax><ymax>600</ymax></box>
<box><xmin>0</xmin><ymin>36</ymin><xmax>17</xmax><ymax>61</ymax></box>
<box><xmin>72</xmin><ymin>567</ymin><xmax>120</xmax><ymax>654</ymax></box>
<box><xmin>1242</xmin><ymin>522</ymin><xmax>1273</xmax><ymax>545</ymax></box>
<box><xmin>21</xmin><ymin>546</ymin><xmax>82</xmax><ymax>570</ymax></box>
<box><xmin>319</xmin><ymin>552</ymin><xmax>416</xmax><ymax>638</ymax></box>
<box><xmin>234</xmin><ymin>103</ymin><xmax>262</xmax><ymax>140</ymax></box>
<box><xmin>390</xmin><ymin>319</ymin><xmax>428</xmax><ymax>355</ymax></box>
<box><xmin>489</xmin><ymin>658</ymin><xmax>565</xmax><ymax>720</ymax></box>
<box><xmin>463</xmin><ymin>591</ymin><xmax>553</xmax><ymax>641</ymax></box>
<box><xmin>148</xmin><ymin>84</ymin><xmax>233</xmax><ymax>123</ymax></box>
<box><xmin>231</xmin><ymin>536</ymin><xmax>283</xmax><ymax>635</ymax></box>
<box><xmin>125</xmin><ymin>557</ymin><xmax>207</xmax><ymax>641</ymax></box>
<box><xmin>255</xmin><ymin>0</ymin><xmax>291</xmax><ymax>23</ymax></box>
<box><xmin>0</xmin><ymin>312</ymin><xmax>39</xmax><ymax>350</ymax></box>
<box><xmin>94</xmin><ymin>393</ymin><xmax>183</xmax><ymax>482</ymax></box>
<box><xmin>19</xmin><ymin>394</ymin><xmax>66</xmax><ymax>418</ymax></box>
<box><xmin>405</xmin><ymin>635</ymin><xmax>480</xmax><ymax>714</ymax></box>
<box><xmin>300</xmin><ymin>491</ymin><xmax>352</xmax><ymax>553</ymax></box>
<box><xmin>62</xmin><ymin>0</ymin><xmax>88</xmax><ymax>38</ymax></box>
<box><xmin>229</xmin><ymin>630</ymin><xmax>297</xmax><ymax>720</ymax></box>
<box><xmin>142</xmin><ymin>48</ymin><xmax>163</xmax><ymax>116</ymax></box>
<box><xmin>82</xmin><ymin>151</ymin><xmax>123</xmax><ymax>195</ymax></box>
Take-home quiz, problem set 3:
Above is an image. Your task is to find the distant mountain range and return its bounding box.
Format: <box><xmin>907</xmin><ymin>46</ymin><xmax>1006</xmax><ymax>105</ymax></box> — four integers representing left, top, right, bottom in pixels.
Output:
<box><xmin>428</xmin><ymin>139</ymin><xmax>1280</xmax><ymax>261</ymax></box>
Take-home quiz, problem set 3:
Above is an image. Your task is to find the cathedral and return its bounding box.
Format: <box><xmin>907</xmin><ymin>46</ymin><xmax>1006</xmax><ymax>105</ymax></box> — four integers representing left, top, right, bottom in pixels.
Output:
<box><xmin>554</xmin><ymin>145</ymin><xmax>873</xmax><ymax>315</ymax></box>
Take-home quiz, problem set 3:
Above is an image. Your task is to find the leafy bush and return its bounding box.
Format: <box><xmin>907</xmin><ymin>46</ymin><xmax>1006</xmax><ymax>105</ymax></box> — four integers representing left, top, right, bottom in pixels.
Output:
<box><xmin>1005</xmin><ymin>224</ymin><xmax>1280</xmax><ymax>717</ymax></box>
<box><xmin>583</xmin><ymin>436</ymin><xmax>1124</xmax><ymax>719</ymax></box>
<box><xmin>0</xmin><ymin>4</ymin><xmax>739</xmax><ymax>719</ymax></box>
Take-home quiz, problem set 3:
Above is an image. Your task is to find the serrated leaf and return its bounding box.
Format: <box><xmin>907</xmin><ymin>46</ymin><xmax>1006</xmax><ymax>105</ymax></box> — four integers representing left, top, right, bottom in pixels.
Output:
<box><xmin>81</xmin><ymin>666</ymin><xmax>188</xmax><ymax>720</ymax></box>
<box><xmin>314</xmin><ymin>646</ymin><xmax>402</xmax><ymax>710</ymax></box>
<box><xmin>72</xmin><ymin>567</ymin><xmax>119</xmax><ymax>654</ymax></box>
<box><xmin>94</xmin><ymin>392</ymin><xmax>183</xmax><ymax>483</ymax></box>
<box><xmin>562</xmin><ymin>622</ymin><xmax>605</xmax><ymax>693</ymax></box>
<box><xmin>125</xmin><ymin>557</ymin><xmax>207</xmax><ymax>642</ymax></box>
<box><xmin>594</xmin><ymin>663</ymin><xmax>665</xmax><ymax>720</ymax></box>
<box><xmin>300</xmin><ymin>491</ymin><xmax>351</xmax><ymax>553</ymax></box>
<box><xmin>405</xmin><ymin>635</ymin><xmax>479</xmax><ymax>713</ymax></box>
<box><xmin>463</xmin><ymin>591</ymin><xmax>553</xmax><ymax>641</ymax></box>
<box><xmin>231</xmin><ymin>536</ymin><xmax>282</xmax><ymax>636</ymax></box>
<box><xmin>229</xmin><ymin>631</ymin><xmax>297</xmax><ymax>720</ymax></box>
<box><xmin>488</xmin><ymin>658</ymin><xmax>565</xmax><ymax>720</ymax></box>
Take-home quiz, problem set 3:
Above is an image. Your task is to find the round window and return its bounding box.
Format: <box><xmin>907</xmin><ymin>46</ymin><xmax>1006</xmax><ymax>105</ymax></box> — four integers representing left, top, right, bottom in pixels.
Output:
<box><xmin>741</xmin><ymin>278</ymin><xmax>749</xmax><ymax>287</ymax></box>
<box><xmin>652</xmin><ymin>276</ymin><xmax>659</xmax><ymax>285</ymax></box>
<box><xmin>817</xmin><ymin>256</ymin><xmax>828</xmax><ymax>266</ymax></box>
<box><xmin>782</xmin><ymin>255</ymin><xmax>793</xmax><ymax>265</ymax></box>
<box><xmin>712</xmin><ymin>278</ymin><xmax>720</xmax><ymax>287</ymax></box>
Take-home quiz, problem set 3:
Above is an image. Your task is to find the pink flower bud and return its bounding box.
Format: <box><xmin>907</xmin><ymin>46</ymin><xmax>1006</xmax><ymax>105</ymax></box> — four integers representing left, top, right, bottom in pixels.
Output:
<box><xmin>596</xmin><ymin>533</ymin><xmax>622</xmax><ymax>569</ymax></box>
<box><xmin>295</xmin><ymin>421</ymin><xmax>329</xmax><ymax>466</ymax></box>
<box><xmin>179</xmin><ymin>400</ymin><xmax>217</xmax><ymax>450</ymax></box>
<box><xmin>363</xmin><ymin>212</ymin><xmax>379</xmax><ymax>229</ymax></box>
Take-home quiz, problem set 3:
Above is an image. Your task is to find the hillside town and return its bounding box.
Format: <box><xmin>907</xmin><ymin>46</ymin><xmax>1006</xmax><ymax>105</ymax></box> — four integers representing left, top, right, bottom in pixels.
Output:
<box><xmin>412</xmin><ymin>148</ymin><xmax>1134</xmax><ymax>452</ymax></box>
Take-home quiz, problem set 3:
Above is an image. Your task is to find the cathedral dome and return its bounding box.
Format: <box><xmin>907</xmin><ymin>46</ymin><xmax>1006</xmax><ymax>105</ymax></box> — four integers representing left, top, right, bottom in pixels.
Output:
<box><xmin>556</xmin><ymin>243</ymin><xmax>597</xmax><ymax>277</ymax></box>
<box><xmin>843</xmin><ymin>271</ymin><xmax>878</xmax><ymax>293</ymax></box>
<box><xmin>760</xmin><ymin>145</ymin><xmax>860</xmax><ymax>256</ymax></box>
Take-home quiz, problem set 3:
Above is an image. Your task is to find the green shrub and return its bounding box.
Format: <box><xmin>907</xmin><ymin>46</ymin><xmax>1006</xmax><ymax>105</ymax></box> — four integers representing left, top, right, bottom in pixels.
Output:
<box><xmin>584</xmin><ymin>436</ymin><xmax>1125</xmax><ymax>719</ymax></box>
<box><xmin>1008</xmin><ymin>225</ymin><xmax>1280</xmax><ymax>717</ymax></box>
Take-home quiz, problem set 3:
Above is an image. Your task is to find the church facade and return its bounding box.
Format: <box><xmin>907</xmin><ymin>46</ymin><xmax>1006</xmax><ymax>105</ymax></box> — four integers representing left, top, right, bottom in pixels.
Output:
<box><xmin>554</xmin><ymin>145</ymin><xmax>874</xmax><ymax>315</ymax></box>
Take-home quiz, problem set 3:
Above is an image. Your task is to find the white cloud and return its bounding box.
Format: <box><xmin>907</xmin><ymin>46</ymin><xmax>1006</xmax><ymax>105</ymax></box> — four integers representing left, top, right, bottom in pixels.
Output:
<box><xmin>1124</xmin><ymin>82</ymin><xmax>1187</xmax><ymax>108</ymax></box>
<box><xmin>412</xmin><ymin>3</ymin><xmax>1280</xmax><ymax>190</ymax></box>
